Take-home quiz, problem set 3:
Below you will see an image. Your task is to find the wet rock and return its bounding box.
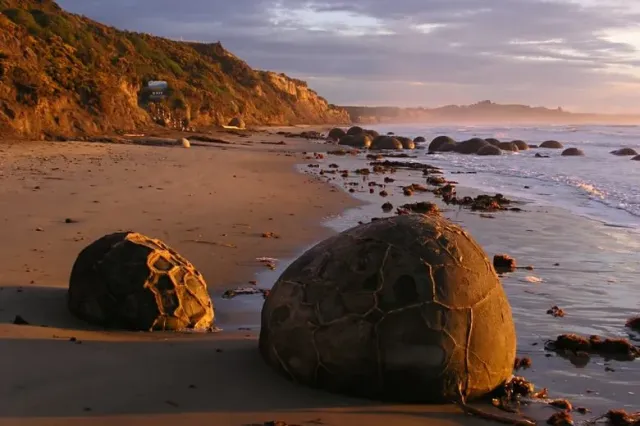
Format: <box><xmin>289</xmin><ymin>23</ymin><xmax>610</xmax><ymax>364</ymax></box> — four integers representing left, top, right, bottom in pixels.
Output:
<box><xmin>428</xmin><ymin>135</ymin><xmax>457</xmax><ymax>152</ymax></box>
<box><xmin>379</xmin><ymin>190</ymin><xmax>388</xmax><ymax>197</ymax></box>
<box><xmin>261</xmin><ymin>232</ymin><xmax>280</xmax><ymax>239</ymax></box>
<box><xmin>400</xmin><ymin>202</ymin><xmax>440</xmax><ymax>215</ymax></box>
<box><xmin>454</xmin><ymin>138</ymin><xmax>489</xmax><ymax>154</ymax></box>
<box><xmin>512</xmin><ymin>140</ymin><xmax>529</xmax><ymax>150</ymax></box>
<box><xmin>545</xmin><ymin>334</ymin><xmax>640</xmax><ymax>361</ymax></box>
<box><xmin>485</xmin><ymin>138</ymin><xmax>501</xmax><ymax>146</ymax></box>
<box><xmin>494</xmin><ymin>254</ymin><xmax>516</xmax><ymax>272</ymax></box>
<box><xmin>547</xmin><ymin>411</ymin><xmax>574</xmax><ymax>426</ymax></box>
<box><xmin>477</xmin><ymin>145</ymin><xmax>502</xmax><ymax>156</ymax></box>
<box><xmin>626</xmin><ymin>317</ymin><xmax>640</xmax><ymax>331</ymax></box>
<box><xmin>381</xmin><ymin>202</ymin><xmax>393</xmax><ymax>212</ymax></box>
<box><xmin>366</xmin><ymin>154</ymin><xmax>384</xmax><ymax>161</ymax></box>
<box><xmin>611</xmin><ymin>148</ymin><xmax>638</xmax><ymax>156</ymax></box>
<box><xmin>354</xmin><ymin>168</ymin><xmax>370</xmax><ymax>175</ymax></box>
<box><xmin>529</xmin><ymin>144</ymin><xmax>539</xmax><ymax>149</ymax></box>
<box><xmin>535</xmin><ymin>153</ymin><xmax>550</xmax><ymax>158</ymax></box>
<box><xmin>632</xmin><ymin>155</ymin><xmax>640</xmax><ymax>161</ymax></box>
<box><xmin>513</xmin><ymin>356</ymin><xmax>532</xmax><ymax>370</ymax></box>
<box><xmin>604</xmin><ymin>409</ymin><xmax>640</xmax><ymax>425</ymax></box>
<box><xmin>549</xmin><ymin>399</ymin><xmax>572</xmax><ymax>411</ymax></box>
<box><xmin>426</xmin><ymin>176</ymin><xmax>447</xmax><ymax>186</ymax></box>
<box><xmin>327</xmin><ymin>127</ymin><xmax>346</xmax><ymax>141</ymax></box>
<box><xmin>228</xmin><ymin>117</ymin><xmax>246</xmax><ymax>128</ymax></box>
<box><xmin>371</xmin><ymin>135</ymin><xmax>403</xmax><ymax>150</ymax></box>
<box><xmin>364</xmin><ymin>129</ymin><xmax>379</xmax><ymax>138</ymax></box>
<box><xmin>396</xmin><ymin>136</ymin><xmax>416</xmax><ymax>150</ymax></box>
<box><xmin>384</xmin><ymin>177</ymin><xmax>395</xmax><ymax>183</ymax></box>
<box><xmin>346</xmin><ymin>126</ymin><xmax>364</xmax><ymax>136</ymax></box>
<box><xmin>413</xmin><ymin>136</ymin><xmax>426</xmax><ymax>143</ymax></box>
<box><xmin>403</xmin><ymin>187</ymin><xmax>414</xmax><ymax>196</ymax></box>
<box><xmin>541</xmin><ymin>140</ymin><xmax>564</xmax><ymax>149</ymax></box>
<box><xmin>547</xmin><ymin>306</ymin><xmax>565</xmax><ymax>318</ymax></box>
<box><xmin>561</xmin><ymin>148</ymin><xmax>584</xmax><ymax>156</ymax></box>
<box><xmin>498</xmin><ymin>141</ymin><xmax>519</xmax><ymax>152</ymax></box>
<box><xmin>64</xmin><ymin>218</ymin><xmax>79</xmax><ymax>224</ymax></box>
<box><xmin>369</xmin><ymin>160</ymin><xmax>441</xmax><ymax>173</ymax></box>
<box><xmin>404</xmin><ymin>183</ymin><xmax>429</xmax><ymax>193</ymax></box>
<box><xmin>339</xmin><ymin>134</ymin><xmax>372</xmax><ymax>148</ymax></box>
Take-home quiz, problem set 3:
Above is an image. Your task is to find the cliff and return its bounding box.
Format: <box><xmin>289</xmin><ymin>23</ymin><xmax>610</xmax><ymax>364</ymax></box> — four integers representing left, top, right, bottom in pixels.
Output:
<box><xmin>344</xmin><ymin>101</ymin><xmax>640</xmax><ymax>125</ymax></box>
<box><xmin>0</xmin><ymin>0</ymin><xmax>349</xmax><ymax>139</ymax></box>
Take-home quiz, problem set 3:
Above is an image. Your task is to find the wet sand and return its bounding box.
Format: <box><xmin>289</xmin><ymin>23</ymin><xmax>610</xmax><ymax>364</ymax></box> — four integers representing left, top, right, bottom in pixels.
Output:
<box><xmin>0</xmin><ymin>133</ymin><xmax>501</xmax><ymax>426</ymax></box>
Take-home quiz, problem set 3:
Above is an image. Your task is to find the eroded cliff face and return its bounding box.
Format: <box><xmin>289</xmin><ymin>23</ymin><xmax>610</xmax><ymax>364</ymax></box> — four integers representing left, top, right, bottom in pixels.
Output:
<box><xmin>0</xmin><ymin>0</ymin><xmax>349</xmax><ymax>139</ymax></box>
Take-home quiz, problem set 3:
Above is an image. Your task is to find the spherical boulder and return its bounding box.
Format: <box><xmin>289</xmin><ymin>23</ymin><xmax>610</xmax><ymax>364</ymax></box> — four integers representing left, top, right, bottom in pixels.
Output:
<box><xmin>414</xmin><ymin>136</ymin><xmax>426</xmax><ymax>143</ymax></box>
<box><xmin>561</xmin><ymin>147</ymin><xmax>584</xmax><ymax>156</ymax></box>
<box><xmin>259</xmin><ymin>214</ymin><xmax>516</xmax><ymax>403</ymax></box>
<box><xmin>364</xmin><ymin>129</ymin><xmax>380</xmax><ymax>139</ymax></box>
<box><xmin>68</xmin><ymin>232</ymin><xmax>215</xmax><ymax>331</ymax></box>
<box><xmin>346</xmin><ymin>126</ymin><xmax>365</xmax><ymax>136</ymax></box>
<box><xmin>485</xmin><ymin>138</ymin><xmax>501</xmax><ymax>146</ymax></box>
<box><xmin>455</xmin><ymin>138</ymin><xmax>489</xmax><ymax>154</ymax></box>
<box><xmin>429</xmin><ymin>136</ymin><xmax>456</xmax><ymax>152</ymax></box>
<box><xmin>477</xmin><ymin>145</ymin><xmax>502</xmax><ymax>156</ymax></box>
<box><xmin>228</xmin><ymin>117</ymin><xmax>245</xmax><ymax>129</ymax></box>
<box><xmin>328</xmin><ymin>128</ymin><xmax>347</xmax><ymax>141</ymax></box>
<box><xmin>512</xmin><ymin>140</ymin><xmax>529</xmax><ymax>151</ymax></box>
<box><xmin>371</xmin><ymin>135</ymin><xmax>403</xmax><ymax>150</ymax></box>
<box><xmin>498</xmin><ymin>142</ymin><xmax>519</xmax><ymax>152</ymax></box>
<box><xmin>540</xmin><ymin>140</ymin><xmax>563</xmax><ymax>149</ymax></box>
<box><xmin>339</xmin><ymin>134</ymin><xmax>372</xmax><ymax>148</ymax></box>
<box><xmin>611</xmin><ymin>148</ymin><xmax>638</xmax><ymax>156</ymax></box>
<box><xmin>396</xmin><ymin>136</ymin><xmax>416</xmax><ymax>150</ymax></box>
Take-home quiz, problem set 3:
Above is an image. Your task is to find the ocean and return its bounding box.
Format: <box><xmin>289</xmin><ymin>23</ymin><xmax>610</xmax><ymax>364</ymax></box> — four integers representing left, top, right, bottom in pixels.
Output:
<box><xmin>366</xmin><ymin>123</ymin><xmax>640</xmax><ymax>230</ymax></box>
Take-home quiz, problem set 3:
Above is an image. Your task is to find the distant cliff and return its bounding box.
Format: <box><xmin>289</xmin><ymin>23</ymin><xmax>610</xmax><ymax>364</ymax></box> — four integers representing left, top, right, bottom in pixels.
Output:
<box><xmin>344</xmin><ymin>101</ymin><xmax>640</xmax><ymax>125</ymax></box>
<box><xmin>0</xmin><ymin>0</ymin><xmax>349</xmax><ymax>139</ymax></box>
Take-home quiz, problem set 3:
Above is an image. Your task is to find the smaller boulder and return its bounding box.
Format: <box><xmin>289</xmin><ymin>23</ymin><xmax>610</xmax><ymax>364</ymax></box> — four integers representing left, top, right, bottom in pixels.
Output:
<box><xmin>228</xmin><ymin>117</ymin><xmax>246</xmax><ymax>129</ymax></box>
<box><xmin>413</xmin><ymin>136</ymin><xmax>426</xmax><ymax>143</ymax></box>
<box><xmin>397</xmin><ymin>136</ymin><xmax>416</xmax><ymax>150</ymax></box>
<box><xmin>328</xmin><ymin>128</ymin><xmax>346</xmax><ymax>141</ymax></box>
<box><xmin>428</xmin><ymin>135</ymin><xmax>456</xmax><ymax>152</ymax></box>
<box><xmin>561</xmin><ymin>148</ymin><xmax>585</xmax><ymax>156</ymax></box>
<box><xmin>633</xmin><ymin>155</ymin><xmax>640</xmax><ymax>161</ymax></box>
<box><xmin>494</xmin><ymin>254</ymin><xmax>516</xmax><ymax>272</ymax></box>
<box><xmin>346</xmin><ymin>126</ymin><xmax>365</xmax><ymax>136</ymax></box>
<box><xmin>512</xmin><ymin>140</ymin><xmax>529</xmax><ymax>150</ymax></box>
<box><xmin>540</xmin><ymin>140</ymin><xmax>563</xmax><ymax>149</ymax></box>
<box><xmin>477</xmin><ymin>145</ymin><xmax>502</xmax><ymax>156</ymax></box>
<box><xmin>499</xmin><ymin>142</ymin><xmax>519</xmax><ymax>152</ymax></box>
<box><xmin>371</xmin><ymin>135</ymin><xmax>403</xmax><ymax>150</ymax></box>
<box><xmin>364</xmin><ymin>129</ymin><xmax>380</xmax><ymax>138</ymax></box>
<box><xmin>485</xmin><ymin>138</ymin><xmax>501</xmax><ymax>146</ymax></box>
<box><xmin>611</xmin><ymin>148</ymin><xmax>638</xmax><ymax>156</ymax></box>
<box><xmin>455</xmin><ymin>138</ymin><xmax>489</xmax><ymax>154</ymax></box>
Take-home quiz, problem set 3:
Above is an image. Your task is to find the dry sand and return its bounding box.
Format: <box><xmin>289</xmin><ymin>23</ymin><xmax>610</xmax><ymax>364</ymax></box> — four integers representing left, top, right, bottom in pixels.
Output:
<box><xmin>0</xmin><ymin>132</ymin><xmax>494</xmax><ymax>426</ymax></box>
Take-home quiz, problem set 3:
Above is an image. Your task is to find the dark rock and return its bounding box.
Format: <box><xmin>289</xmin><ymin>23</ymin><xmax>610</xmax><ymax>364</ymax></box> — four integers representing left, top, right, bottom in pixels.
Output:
<box><xmin>512</xmin><ymin>140</ymin><xmax>529</xmax><ymax>150</ymax></box>
<box><xmin>396</xmin><ymin>136</ymin><xmax>416</xmax><ymax>150</ymax></box>
<box><xmin>493</xmin><ymin>254</ymin><xmax>516</xmax><ymax>272</ymax></box>
<box><xmin>535</xmin><ymin>153</ymin><xmax>550</xmax><ymax>158</ymax></box>
<box><xmin>545</xmin><ymin>334</ymin><xmax>640</xmax><ymax>361</ymax></box>
<box><xmin>413</xmin><ymin>136</ymin><xmax>426</xmax><ymax>143</ymax></box>
<box><xmin>428</xmin><ymin>135</ymin><xmax>456</xmax><ymax>152</ymax></box>
<box><xmin>498</xmin><ymin>141</ymin><xmax>519</xmax><ymax>152</ymax></box>
<box><xmin>427</xmin><ymin>176</ymin><xmax>447</xmax><ymax>186</ymax></box>
<box><xmin>513</xmin><ymin>356</ymin><xmax>532</xmax><ymax>370</ymax></box>
<box><xmin>547</xmin><ymin>306</ymin><xmax>565</xmax><ymax>318</ymax></box>
<box><xmin>364</xmin><ymin>129</ymin><xmax>379</xmax><ymax>138</ymax></box>
<box><xmin>381</xmin><ymin>202</ymin><xmax>393</xmax><ymax>212</ymax></box>
<box><xmin>346</xmin><ymin>126</ymin><xmax>364</xmax><ymax>136</ymax></box>
<box><xmin>455</xmin><ymin>138</ymin><xmax>489</xmax><ymax>154</ymax></box>
<box><xmin>228</xmin><ymin>117</ymin><xmax>246</xmax><ymax>129</ymax></box>
<box><xmin>626</xmin><ymin>317</ymin><xmax>640</xmax><ymax>331</ymax></box>
<box><xmin>561</xmin><ymin>148</ymin><xmax>584</xmax><ymax>156</ymax></box>
<box><xmin>477</xmin><ymin>145</ymin><xmax>502</xmax><ymax>156</ymax></box>
<box><xmin>327</xmin><ymin>128</ymin><xmax>346</xmax><ymax>141</ymax></box>
<box><xmin>13</xmin><ymin>315</ymin><xmax>30</xmax><ymax>325</ymax></box>
<box><xmin>611</xmin><ymin>148</ymin><xmax>638</xmax><ymax>156</ymax></box>
<box><xmin>485</xmin><ymin>138</ymin><xmax>500</xmax><ymax>146</ymax></box>
<box><xmin>528</xmin><ymin>144</ymin><xmax>538</xmax><ymax>148</ymax></box>
<box><xmin>546</xmin><ymin>411</ymin><xmax>574</xmax><ymax>426</ymax></box>
<box><xmin>540</xmin><ymin>140</ymin><xmax>563</xmax><ymax>149</ymax></box>
<box><xmin>399</xmin><ymin>202</ymin><xmax>439</xmax><ymax>215</ymax></box>
<box><xmin>632</xmin><ymin>155</ymin><xmax>640</xmax><ymax>161</ymax></box>
<box><xmin>371</xmin><ymin>136</ymin><xmax>403</xmax><ymax>150</ymax></box>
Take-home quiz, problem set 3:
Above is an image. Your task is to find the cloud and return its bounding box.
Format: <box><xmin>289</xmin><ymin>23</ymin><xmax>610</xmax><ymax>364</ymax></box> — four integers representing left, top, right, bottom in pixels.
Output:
<box><xmin>57</xmin><ymin>0</ymin><xmax>640</xmax><ymax>113</ymax></box>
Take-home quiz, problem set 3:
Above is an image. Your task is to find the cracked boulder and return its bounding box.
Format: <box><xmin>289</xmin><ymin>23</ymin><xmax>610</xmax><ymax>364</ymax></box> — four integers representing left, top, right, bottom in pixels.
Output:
<box><xmin>68</xmin><ymin>232</ymin><xmax>215</xmax><ymax>331</ymax></box>
<box><xmin>259</xmin><ymin>214</ymin><xmax>516</xmax><ymax>403</ymax></box>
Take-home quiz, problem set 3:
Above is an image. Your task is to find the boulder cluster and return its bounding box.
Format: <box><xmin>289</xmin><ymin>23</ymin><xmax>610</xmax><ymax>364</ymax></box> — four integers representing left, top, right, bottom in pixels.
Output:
<box><xmin>327</xmin><ymin>126</ymin><xmax>424</xmax><ymax>151</ymax></box>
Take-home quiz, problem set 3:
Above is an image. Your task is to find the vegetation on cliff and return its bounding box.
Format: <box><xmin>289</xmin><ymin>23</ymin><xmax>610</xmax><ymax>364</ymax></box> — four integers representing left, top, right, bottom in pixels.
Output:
<box><xmin>0</xmin><ymin>0</ymin><xmax>348</xmax><ymax>139</ymax></box>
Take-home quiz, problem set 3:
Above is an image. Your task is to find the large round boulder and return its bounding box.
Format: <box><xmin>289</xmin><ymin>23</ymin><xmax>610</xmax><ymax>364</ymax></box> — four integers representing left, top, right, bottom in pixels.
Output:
<box><xmin>485</xmin><ymin>138</ymin><xmax>501</xmax><ymax>146</ymax></box>
<box><xmin>414</xmin><ymin>136</ymin><xmax>426</xmax><ymax>143</ymax></box>
<box><xmin>371</xmin><ymin>135</ymin><xmax>403</xmax><ymax>150</ymax></box>
<box><xmin>328</xmin><ymin>128</ymin><xmax>346</xmax><ymax>141</ymax></box>
<box><xmin>68</xmin><ymin>232</ymin><xmax>215</xmax><ymax>331</ymax></box>
<box><xmin>540</xmin><ymin>140</ymin><xmax>563</xmax><ymax>149</ymax></box>
<box><xmin>259</xmin><ymin>214</ymin><xmax>516</xmax><ymax>403</ymax></box>
<box><xmin>498</xmin><ymin>142</ymin><xmax>519</xmax><ymax>152</ymax></box>
<box><xmin>228</xmin><ymin>117</ymin><xmax>246</xmax><ymax>129</ymax></box>
<box><xmin>396</xmin><ymin>136</ymin><xmax>416</xmax><ymax>150</ymax></box>
<box><xmin>455</xmin><ymin>138</ymin><xmax>489</xmax><ymax>154</ymax></box>
<box><xmin>611</xmin><ymin>148</ymin><xmax>638</xmax><ymax>156</ymax></box>
<box><xmin>339</xmin><ymin>134</ymin><xmax>372</xmax><ymax>148</ymax></box>
<box><xmin>429</xmin><ymin>136</ymin><xmax>457</xmax><ymax>152</ymax></box>
<box><xmin>346</xmin><ymin>126</ymin><xmax>365</xmax><ymax>136</ymax></box>
<box><xmin>364</xmin><ymin>129</ymin><xmax>380</xmax><ymax>139</ymax></box>
<box><xmin>561</xmin><ymin>147</ymin><xmax>584</xmax><ymax>156</ymax></box>
<box><xmin>512</xmin><ymin>140</ymin><xmax>529</xmax><ymax>151</ymax></box>
<box><xmin>477</xmin><ymin>145</ymin><xmax>502</xmax><ymax>156</ymax></box>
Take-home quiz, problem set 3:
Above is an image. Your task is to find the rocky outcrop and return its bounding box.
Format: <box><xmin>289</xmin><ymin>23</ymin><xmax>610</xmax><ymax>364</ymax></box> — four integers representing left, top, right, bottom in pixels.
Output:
<box><xmin>0</xmin><ymin>0</ymin><xmax>349</xmax><ymax>139</ymax></box>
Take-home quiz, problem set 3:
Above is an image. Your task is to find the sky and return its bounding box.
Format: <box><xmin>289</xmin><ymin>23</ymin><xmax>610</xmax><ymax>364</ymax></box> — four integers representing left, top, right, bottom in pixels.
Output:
<box><xmin>56</xmin><ymin>0</ymin><xmax>640</xmax><ymax>114</ymax></box>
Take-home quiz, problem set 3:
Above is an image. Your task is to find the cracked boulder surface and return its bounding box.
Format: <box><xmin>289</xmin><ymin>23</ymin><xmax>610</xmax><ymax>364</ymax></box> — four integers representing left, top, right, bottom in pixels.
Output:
<box><xmin>259</xmin><ymin>214</ymin><xmax>516</xmax><ymax>403</ymax></box>
<box><xmin>68</xmin><ymin>232</ymin><xmax>215</xmax><ymax>331</ymax></box>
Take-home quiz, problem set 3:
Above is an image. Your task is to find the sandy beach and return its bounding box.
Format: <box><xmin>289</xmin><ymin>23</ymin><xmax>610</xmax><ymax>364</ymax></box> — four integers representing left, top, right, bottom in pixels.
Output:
<box><xmin>0</xmin><ymin>131</ymin><xmax>499</xmax><ymax>426</ymax></box>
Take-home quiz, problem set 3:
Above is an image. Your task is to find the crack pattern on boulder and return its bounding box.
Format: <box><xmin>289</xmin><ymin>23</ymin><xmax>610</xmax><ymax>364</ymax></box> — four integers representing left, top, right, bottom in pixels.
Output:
<box><xmin>259</xmin><ymin>214</ymin><xmax>516</xmax><ymax>403</ymax></box>
<box><xmin>68</xmin><ymin>231</ymin><xmax>215</xmax><ymax>331</ymax></box>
